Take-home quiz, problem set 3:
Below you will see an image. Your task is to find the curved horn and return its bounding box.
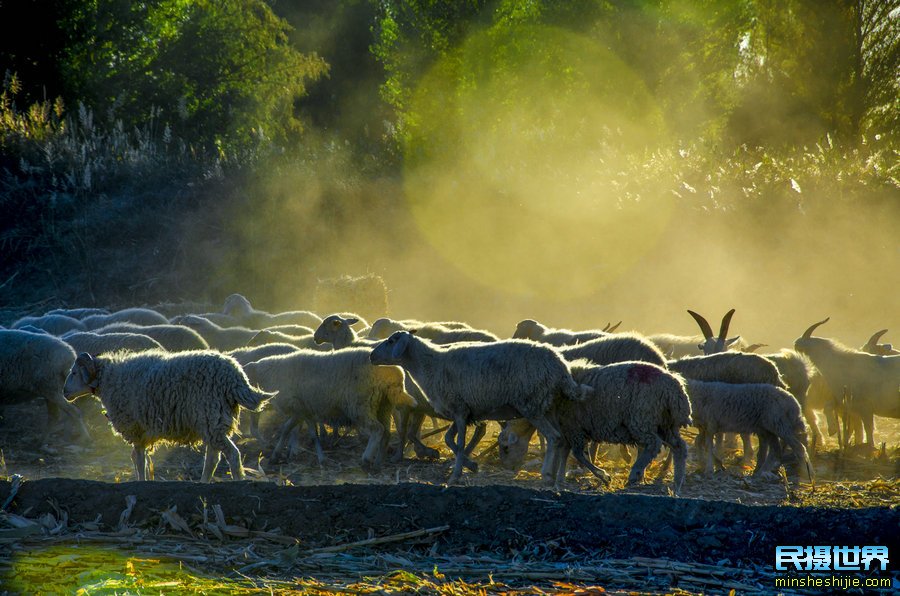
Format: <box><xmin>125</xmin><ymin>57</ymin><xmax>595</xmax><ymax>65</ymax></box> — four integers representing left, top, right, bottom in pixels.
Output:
<box><xmin>687</xmin><ymin>310</ymin><xmax>714</xmax><ymax>340</ymax></box>
<box><xmin>864</xmin><ymin>329</ymin><xmax>888</xmax><ymax>348</ymax></box>
<box><xmin>801</xmin><ymin>317</ymin><xmax>830</xmax><ymax>339</ymax></box>
<box><xmin>718</xmin><ymin>308</ymin><xmax>736</xmax><ymax>342</ymax></box>
<box><xmin>607</xmin><ymin>321</ymin><xmax>622</xmax><ymax>333</ymax></box>
<box><xmin>743</xmin><ymin>343</ymin><xmax>768</xmax><ymax>353</ymax></box>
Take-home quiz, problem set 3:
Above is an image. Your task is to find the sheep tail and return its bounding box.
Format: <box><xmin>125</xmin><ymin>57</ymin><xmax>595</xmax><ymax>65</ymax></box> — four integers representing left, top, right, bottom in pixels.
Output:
<box><xmin>667</xmin><ymin>385</ymin><xmax>693</xmax><ymax>428</ymax></box>
<box><xmin>562</xmin><ymin>376</ymin><xmax>593</xmax><ymax>401</ymax></box>
<box><xmin>237</xmin><ymin>386</ymin><xmax>278</xmax><ymax>411</ymax></box>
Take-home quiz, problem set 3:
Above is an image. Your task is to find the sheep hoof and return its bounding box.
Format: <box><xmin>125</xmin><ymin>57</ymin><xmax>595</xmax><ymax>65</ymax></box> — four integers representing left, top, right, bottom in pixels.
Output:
<box><xmin>414</xmin><ymin>445</ymin><xmax>441</xmax><ymax>460</ymax></box>
<box><xmin>463</xmin><ymin>459</ymin><xmax>479</xmax><ymax>473</ymax></box>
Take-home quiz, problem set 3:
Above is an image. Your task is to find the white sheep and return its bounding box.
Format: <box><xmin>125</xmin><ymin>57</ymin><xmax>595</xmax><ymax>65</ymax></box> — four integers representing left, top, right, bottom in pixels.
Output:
<box><xmin>314</xmin><ymin>314</ymin><xmax>475</xmax><ymax>463</ymax></box>
<box><xmin>63</xmin><ymin>350</ymin><xmax>274</xmax><ymax>481</ymax></box>
<box><xmin>226</xmin><ymin>343</ymin><xmax>302</xmax><ymax>440</ymax></box>
<box><xmin>12</xmin><ymin>314</ymin><xmax>86</xmax><ymax>336</ymax></box>
<box><xmin>558</xmin><ymin>333</ymin><xmax>667</xmax><ymax>367</ymax></box>
<box><xmin>499</xmin><ymin>360</ymin><xmax>692</xmax><ymax>494</ymax></box>
<box><xmin>370</xmin><ymin>331</ymin><xmax>591</xmax><ymax>483</ymax></box>
<box><xmin>0</xmin><ymin>329</ymin><xmax>90</xmax><ymax>439</ymax></box>
<box><xmin>512</xmin><ymin>319</ymin><xmax>611</xmax><ymax>346</ymax></box>
<box><xmin>61</xmin><ymin>331</ymin><xmax>165</xmax><ymax>355</ymax></box>
<box><xmin>82</xmin><ymin>308</ymin><xmax>170</xmax><ymax>330</ymax></box>
<box><xmin>170</xmin><ymin>315</ymin><xmax>260</xmax><ymax>350</ymax></box>
<box><xmin>223</xmin><ymin>293</ymin><xmax>322</xmax><ymax>329</ymax></box>
<box><xmin>94</xmin><ymin>322</ymin><xmax>209</xmax><ymax>352</ymax></box>
<box><xmin>794</xmin><ymin>318</ymin><xmax>900</xmax><ymax>450</ymax></box>
<box><xmin>46</xmin><ymin>307</ymin><xmax>110</xmax><ymax>319</ymax></box>
<box><xmin>367</xmin><ymin>317</ymin><xmax>475</xmax><ymax>340</ymax></box>
<box><xmin>646</xmin><ymin>333</ymin><xmax>705</xmax><ymax>359</ymax></box>
<box><xmin>243</xmin><ymin>348</ymin><xmax>414</xmax><ymax>471</ymax></box>
<box><xmin>683</xmin><ymin>379</ymin><xmax>812</xmax><ymax>480</ymax></box>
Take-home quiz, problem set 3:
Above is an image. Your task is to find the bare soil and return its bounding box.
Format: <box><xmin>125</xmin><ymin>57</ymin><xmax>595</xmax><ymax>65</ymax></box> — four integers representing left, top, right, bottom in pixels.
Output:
<box><xmin>0</xmin><ymin>399</ymin><xmax>898</xmax><ymax>593</ymax></box>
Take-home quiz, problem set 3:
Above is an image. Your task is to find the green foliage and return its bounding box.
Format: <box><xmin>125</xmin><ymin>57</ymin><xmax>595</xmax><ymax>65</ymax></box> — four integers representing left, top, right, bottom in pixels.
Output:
<box><xmin>43</xmin><ymin>0</ymin><xmax>329</xmax><ymax>152</ymax></box>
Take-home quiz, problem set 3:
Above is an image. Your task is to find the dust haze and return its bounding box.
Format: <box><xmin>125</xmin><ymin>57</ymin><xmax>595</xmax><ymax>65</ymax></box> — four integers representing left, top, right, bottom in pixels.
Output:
<box><xmin>212</xmin><ymin>18</ymin><xmax>899</xmax><ymax>353</ymax></box>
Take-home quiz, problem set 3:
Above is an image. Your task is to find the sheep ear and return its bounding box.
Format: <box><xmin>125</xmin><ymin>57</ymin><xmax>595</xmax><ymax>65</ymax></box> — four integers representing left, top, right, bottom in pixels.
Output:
<box><xmin>345</xmin><ymin>317</ymin><xmax>359</xmax><ymax>325</ymax></box>
<box><xmin>725</xmin><ymin>336</ymin><xmax>741</xmax><ymax>348</ymax></box>
<box><xmin>408</xmin><ymin>328</ymin><xmax>419</xmax><ymax>335</ymax></box>
<box><xmin>391</xmin><ymin>334</ymin><xmax>410</xmax><ymax>359</ymax></box>
<box><xmin>76</xmin><ymin>352</ymin><xmax>97</xmax><ymax>386</ymax></box>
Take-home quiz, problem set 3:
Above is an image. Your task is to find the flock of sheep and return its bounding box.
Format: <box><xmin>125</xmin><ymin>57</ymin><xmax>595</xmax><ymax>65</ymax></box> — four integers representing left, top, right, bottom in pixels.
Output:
<box><xmin>2</xmin><ymin>295</ymin><xmax>898</xmax><ymax>496</ymax></box>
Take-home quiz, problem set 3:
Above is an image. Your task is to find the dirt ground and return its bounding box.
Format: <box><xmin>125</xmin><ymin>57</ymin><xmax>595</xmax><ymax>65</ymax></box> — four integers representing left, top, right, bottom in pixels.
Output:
<box><xmin>0</xmin><ymin>400</ymin><xmax>898</xmax><ymax>594</ymax></box>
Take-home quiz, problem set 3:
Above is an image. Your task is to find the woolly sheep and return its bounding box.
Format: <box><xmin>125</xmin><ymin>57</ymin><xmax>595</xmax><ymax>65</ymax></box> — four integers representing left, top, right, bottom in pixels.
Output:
<box><xmin>170</xmin><ymin>315</ymin><xmax>259</xmax><ymax>350</ymax></box>
<box><xmin>93</xmin><ymin>322</ymin><xmax>209</xmax><ymax>352</ymax></box>
<box><xmin>367</xmin><ymin>317</ymin><xmax>475</xmax><ymax>340</ymax></box>
<box><xmin>370</xmin><ymin>331</ymin><xmax>591</xmax><ymax>483</ymax></box>
<box><xmin>314</xmin><ymin>314</ymin><xmax>465</xmax><ymax>462</ymax></box>
<box><xmin>512</xmin><ymin>319</ymin><xmax>610</xmax><ymax>346</ymax></box>
<box><xmin>223</xmin><ymin>293</ymin><xmax>322</xmax><ymax>328</ymax></box>
<box><xmin>12</xmin><ymin>314</ymin><xmax>86</xmax><ymax>336</ymax></box>
<box><xmin>499</xmin><ymin>360</ymin><xmax>692</xmax><ymax>494</ymax></box>
<box><xmin>358</xmin><ymin>317</ymin><xmax>498</xmax><ymax>345</ymax></box>
<box><xmin>558</xmin><ymin>333</ymin><xmax>667</xmax><ymax>367</ymax></box>
<box><xmin>243</xmin><ymin>348</ymin><xmax>414</xmax><ymax>471</ymax></box>
<box><xmin>646</xmin><ymin>333</ymin><xmax>704</xmax><ymax>359</ymax></box>
<box><xmin>63</xmin><ymin>350</ymin><xmax>274</xmax><ymax>481</ymax></box>
<box><xmin>683</xmin><ymin>379</ymin><xmax>811</xmax><ymax>480</ymax></box>
<box><xmin>668</xmin><ymin>351</ymin><xmax>785</xmax><ymax>460</ymax></box>
<box><xmin>61</xmin><ymin>331</ymin><xmax>165</xmax><ymax>355</ymax></box>
<box><xmin>690</xmin><ymin>311</ymin><xmax>817</xmax><ymax>456</ymax></box>
<box><xmin>82</xmin><ymin>308</ymin><xmax>169</xmax><ymax>330</ymax></box>
<box><xmin>226</xmin><ymin>343</ymin><xmax>302</xmax><ymax>439</ymax></box>
<box><xmin>794</xmin><ymin>318</ymin><xmax>900</xmax><ymax>449</ymax></box>
<box><xmin>668</xmin><ymin>352</ymin><xmax>785</xmax><ymax>387</ymax></box>
<box><xmin>246</xmin><ymin>328</ymin><xmax>323</xmax><ymax>350</ymax></box>
<box><xmin>46</xmin><ymin>307</ymin><xmax>110</xmax><ymax>319</ymax></box>
<box><xmin>0</xmin><ymin>329</ymin><xmax>90</xmax><ymax>439</ymax></box>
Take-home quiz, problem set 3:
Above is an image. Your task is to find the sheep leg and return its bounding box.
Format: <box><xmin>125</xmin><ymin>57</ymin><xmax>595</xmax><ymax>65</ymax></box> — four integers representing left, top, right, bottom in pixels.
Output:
<box><xmin>587</xmin><ymin>441</ymin><xmax>599</xmax><ymax>465</ymax></box>
<box><xmin>247</xmin><ymin>410</ymin><xmax>262</xmax><ymax>442</ymax></box>
<box><xmin>552</xmin><ymin>442</ymin><xmax>571</xmax><ymax>490</ymax></box>
<box><xmin>447</xmin><ymin>418</ymin><xmax>469</xmax><ymax>485</ymax></box>
<box><xmin>443</xmin><ymin>423</ymin><xmax>478</xmax><ymax>472</ymax></box>
<box><xmin>391</xmin><ymin>406</ymin><xmax>411</xmax><ymax>462</ymax></box>
<box><xmin>409</xmin><ymin>411</ymin><xmax>440</xmax><ymax>459</ymax></box>
<box><xmin>528</xmin><ymin>416</ymin><xmax>563</xmax><ymax>484</ymax></box>
<box><xmin>270</xmin><ymin>416</ymin><xmax>298</xmax><ymax>463</ymax></box>
<box><xmin>307</xmin><ymin>422</ymin><xmax>325</xmax><ymax>466</ymax></box>
<box><xmin>739</xmin><ymin>433</ymin><xmax>753</xmax><ymax>464</ymax></box>
<box><xmin>701</xmin><ymin>430</ymin><xmax>716</xmax><ymax>475</ymax></box>
<box><xmin>361</xmin><ymin>414</ymin><xmax>388</xmax><ymax>474</ymax></box>
<box><xmin>861</xmin><ymin>412</ymin><xmax>875</xmax><ymax>451</ymax></box>
<box><xmin>754</xmin><ymin>435</ymin><xmax>770</xmax><ymax>475</ymax></box>
<box><xmin>569</xmin><ymin>441</ymin><xmax>612</xmax><ymax>486</ymax></box>
<box><xmin>131</xmin><ymin>446</ymin><xmax>147</xmax><ymax>481</ymax></box>
<box><xmin>627</xmin><ymin>435</ymin><xmax>662</xmax><ymax>487</ymax></box>
<box><xmin>782</xmin><ymin>434</ymin><xmax>814</xmax><ymax>483</ymax></box>
<box><xmin>202</xmin><ymin>444</ymin><xmax>221</xmax><ymax>483</ymax></box>
<box><xmin>660</xmin><ymin>430</ymin><xmax>688</xmax><ymax>496</ymax></box>
<box><xmin>221</xmin><ymin>437</ymin><xmax>244</xmax><ymax>481</ymax></box>
<box><xmin>803</xmin><ymin>406</ymin><xmax>821</xmax><ymax>453</ymax></box>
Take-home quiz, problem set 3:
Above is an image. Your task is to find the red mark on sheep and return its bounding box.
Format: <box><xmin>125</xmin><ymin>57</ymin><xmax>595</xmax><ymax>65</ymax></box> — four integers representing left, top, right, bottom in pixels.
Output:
<box><xmin>627</xmin><ymin>364</ymin><xmax>663</xmax><ymax>384</ymax></box>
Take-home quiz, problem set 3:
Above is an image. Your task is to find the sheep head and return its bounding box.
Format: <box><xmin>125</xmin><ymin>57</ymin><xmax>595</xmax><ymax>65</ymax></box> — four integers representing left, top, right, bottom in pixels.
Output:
<box><xmin>370</xmin><ymin>331</ymin><xmax>413</xmax><ymax>365</ymax></box>
<box><xmin>64</xmin><ymin>352</ymin><xmax>100</xmax><ymax>401</ymax></box>
<box><xmin>513</xmin><ymin>319</ymin><xmax>542</xmax><ymax>340</ymax></box>
<box><xmin>687</xmin><ymin>308</ymin><xmax>741</xmax><ymax>354</ymax></box>
<box><xmin>313</xmin><ymin>314</ymin><xmax>358</xmax><ymax>348</ymax></box>
<box><xmin>223</xmin><ymin>293</ymin><xmax>253</xmax><ymax>316</ymax></box>
<box><xmin>861</xmin><ymin>329</ymin><xmax>900</xmax><ymax>356</ymax></box>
